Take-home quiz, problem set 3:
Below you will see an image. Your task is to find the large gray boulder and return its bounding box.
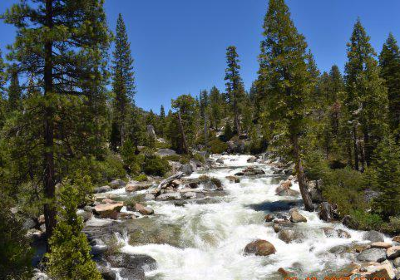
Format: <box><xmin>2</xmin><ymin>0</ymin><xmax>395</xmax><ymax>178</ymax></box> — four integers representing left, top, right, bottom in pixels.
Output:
<box><xmin>363</xmin><ymin>230</ymin><xmax>384</xmax><ymax>243</ymax></box>
<box><xmin>179</xmin><ymin>164</ymin><xmax>194</xmax><ymax>175</ymax></box>
<box><xmin>357</xmin><ymin>248</ymin><xmax>387</xmax><ymax>262</ymax></box>
<box><xmin>155</xmin><ymin>149</ymin><xmax>177</xmax><ymax>157</ymax></box>
<box><xmin>147</xmin><ymin>125</ymin><xmax>156</xmax><ymax>139</ymax></box>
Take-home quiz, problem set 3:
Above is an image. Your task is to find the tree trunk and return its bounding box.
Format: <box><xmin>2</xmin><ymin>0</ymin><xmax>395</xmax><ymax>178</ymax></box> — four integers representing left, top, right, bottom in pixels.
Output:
<box><xmin>178</xmin><ymin>111</ymin><xmax>189</xmax><ymax>154</ymax></box>
<box><xmin>291</xmin><ymin>133</ymin><xmax>314</xmax><ymax>212</ymax></box>
<box><xmin>204</xmin><ymin>113</ymin><xmax>208</xmax><ymax>146</ymax></box>
<box><xmin>234</xmin><ymin>102</ymin><xmax>241</xmax><ymax>135</ymax></box>
<box><xmin>44</xmin><ymin>0</ymin><xmax>56</xmax><ymax>247</ymax></box>
<box><xmin>353</xmin><ymin>124</ymin><xmax>359</xmax><ymax>171</ymax></box>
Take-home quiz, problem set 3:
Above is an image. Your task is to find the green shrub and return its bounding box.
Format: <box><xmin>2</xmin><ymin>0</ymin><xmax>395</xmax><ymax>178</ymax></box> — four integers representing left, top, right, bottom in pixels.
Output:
<box><xmin>70</xmin><ymin>154</ymin><xmax>126</xmax><ymax>185</ymax></box>
<box><xmin>155</xmin><ymin>141</ymin><xmax>171</xmax><ymax>149</ymax></box>
<box><xmin>164</xmin><ymin>154</ymin><xmax>180</xmax><ymax>162</ymax></box>
<box><xmin>208</xmin><ymin>139</ymin><xmax>228</xmax><ymax>154</ymax></box>
<box><xmin>381</xmin><ymin>216</ymin><xmax>400</xmax><ymax>235</ymax></box>
<box><xmin>322</xmin><ymin>168</ymin><xmax>368</xmax><ymax>222</ymax></box>
<box><xmin>0</xmin><ymin>198</ymin><xmax>33</xmax><ymax>280</ymax></box>
<box><xmin>350</xmin><ymin>210</ymin><xmax>384</xmax><ymax>231</ymax></box>
<box><xmin>193</xmin><ymin>153</ymin><xmax>206</xmax><ymax>163</ymax></box>
<box><xmin>134</xmin><ymin>174</ymin><xmax>148</xmax><ymax>182</ymax></box>
<box><xmin>47</xmin><ymin>183</ymin><xmax>102</xmax><ymax>280</ymax></box>
<box><xmin>143</xmin><ymin>155</ymin><xmax>170</xmax><ymax>176</ymax></box>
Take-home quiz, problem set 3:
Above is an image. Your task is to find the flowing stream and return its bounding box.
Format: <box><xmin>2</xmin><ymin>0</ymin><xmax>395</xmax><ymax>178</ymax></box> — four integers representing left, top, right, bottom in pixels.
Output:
<box><xmin>115</xmin><ymin>155</ymin><xmax>377</xmax><ymax>280</ymax></box>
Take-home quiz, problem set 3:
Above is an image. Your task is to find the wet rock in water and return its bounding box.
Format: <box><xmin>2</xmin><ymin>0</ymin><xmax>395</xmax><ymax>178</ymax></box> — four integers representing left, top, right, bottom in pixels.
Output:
<box><xmin>289</xmin><ymin>209</ymin><xmax>307</xmax><ymax>223</ymax></box>
<box><xmin>276</xmin><ymin>180</ymin><xmax>292</xmax><ymax>194</ymax></box>
<box><xmin>392</xmin><ymin>236</ymin><xmax>400</xmax><ymax>243</ymax></box>
<box><xmin>94</xmin><ymin>202</ymin><xmax>123</xmax><ymax>219</ymax></box>
<box><xmin>323</xmin><ymin>228</ymin><xmax>350</xmax><ymax>239</ymax></box>
<box><xmin>278</xmin><ymin>229</ymin><xmax>305</xmax><ymax>243</ymax></box>
<box><xmin>182</xmin><ymin>192</ymin><xmax>196</xmax><ymax>199</ymax></box>
<box><xmin>265</xmin><ymin>214</ymin><xmax>274</xmax><ymax>222</ymax></box>
<box><xmin>134</xmin><ymin>203</ymin><xmax>154</xmax><ymax>215</ymax></box>
<box><xmin>78</xmin><ymin>210</ymin><xmax>93</xmax><ymax>222</ymax></box>
<box><xmin>156</xmin><ymin>192</ymin><xmax>181</xmax><ymax>201</ymax></box>
<box><xmin>319</xmin><ymin>202</ymin><xmax>337</xmax><ymax>222</ymax></box>
<box><xmin>109</xmin><ymin>179</ymin><xmax>126</xmax><ymax>189</ymax></box>
<box><xmin>273</xmin><ymin>223</ymin><xmax>281</xmax><ymax>233</ymax></box>
<box><xmin>247</xmin><ymin>156</ymin><xmax>257</xmax><ymax>163</ymax></box>
<box><xmin>277</xmin><ymin>188</ymin><xmax>299</xmax><ymax>197</ymax></box>
<box><xmin>244</xmin><ymin>239</ymin><xmax>276</xmax><ymax>256</ymax></box>
<box><xmin>235</xmin><ymin>166</ymin><xmax>265</xmax><ymax>177</ymax></box>
<box><xmin>357</xmin><ymin>260</ymin><xmax>396</xmax><ymax>280</ymax></box>
<box><xmin>387</xmin><ymin>246</ymin><xmax>400</xmax><ymax>259</ymax></box>
<box><xmin>180</xmin><ymin>163</ymin><xmax>195</xmax><ymax>175</ymax></box>
<box><xmin>371</xmin><ymin>242</ymin><xmax>392</xmax><ymax>249</ymax></box>
<box><xmin>126</xmin><ymin>182</ymin><xmax>153</xmax><ymax>193</ymax></box>
<box><xmin>97</xmin><ymin>266</ymin><xmax>117</xmax><ymax>280</ymax></box>
<box><xmin>119</xmin><ymin>268</ymin><xmax>145</xmax><ymax>280</ymax></box>
<box><xmin>144</xmin><ymin>193</ymin><xmax>156</xmax><ymax>201</ymax></box>
<box><xmin>329</xmin><ymin>245</ymin><xmax>349</xmax><ymax>255</ymax></box>
<box><xmin>337</xmin><ymin>229</ymin><xmax>351</xmax><ymax>239</ymax></box>
<box><xmin>357</xmin><ymin>248</ymin><xmax>387</xmax><ymax>262</ymax></box>
<box><xmin>363</xmin><ymin>230</ymin><xmax>384</xmax><ymax>243</ymax></box>
<box><xmin>95</xmin><ymin>185</ymin><xmax>112</xmax><ymax>193</ymax></box>
<box><xmin>393</xmin><ymin>257</ymin><xmax>400</xmax><ymax>268</ymax></box>
<box><xmin>216</xmin><ymin>158</ymin><xmax>224</xmax><ymax>164</ymax></box>
<box><xmin>106</xmin><ymin>253</ymin><xmax>157</xmax><ymax>272</ymax></box>
<box><xmin>226</xmin><ymin>175</ymin><xmax>240</xmax><ymax>183</ymax></box>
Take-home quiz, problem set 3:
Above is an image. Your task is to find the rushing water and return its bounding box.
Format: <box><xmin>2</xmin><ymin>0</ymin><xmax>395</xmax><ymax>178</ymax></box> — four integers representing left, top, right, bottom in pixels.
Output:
<box><xmin>116</xmin><ymin>155</ymin><xmax>379</xmax><ymax>280</ymax></box>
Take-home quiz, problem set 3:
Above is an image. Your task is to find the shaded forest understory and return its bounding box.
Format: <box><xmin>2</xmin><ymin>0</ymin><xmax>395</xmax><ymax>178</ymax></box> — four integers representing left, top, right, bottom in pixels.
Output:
<box><xmin>1</xmin><ymin>0</ymin><xmax>400</xmax><ymax>279</ymax></box>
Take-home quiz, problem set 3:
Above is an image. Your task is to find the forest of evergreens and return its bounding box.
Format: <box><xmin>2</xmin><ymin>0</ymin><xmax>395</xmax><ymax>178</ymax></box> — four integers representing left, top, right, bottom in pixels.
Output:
<box><xmin>1</xmin><ymin>0</ymin><xmax>400</xmax><ymax>279</ymax></box>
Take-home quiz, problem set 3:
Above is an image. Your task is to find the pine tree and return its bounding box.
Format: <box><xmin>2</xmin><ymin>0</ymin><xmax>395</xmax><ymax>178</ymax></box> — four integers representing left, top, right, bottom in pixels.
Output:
<box><xmin>209</xmin><ymin>86</ymin><xmax>222</xmax><ymax>130</ymax></box>
<box><xmin>171</xmin><ymin>94</ymin><xmax>196</xmax><ymax>153</ymax></box>
<box><xmin>46</xmin><ymin>179</ymin><xmax>102</xmax><ymax>280</ymax></box>
<box><xmin>225</xmin><ymin>46</ymin><xmax>245</xmax><ymax>135</ymax></box>
<box><xmin>372</xmin><ymin>136</ymin><xmax>400</xmax><ymax>219</ymax></box>
<box><xmin>199</xmin><ymin>90</ymin><xmax>209</xmax><ymax>144</ymax></box>
<box><xmin>111</xmin><ymin>13</ymin><xmax>136</xmax><ymax>150</ymax></box>
<box><xmin>7</xmin><ymin>64</ymin><xmax>22</xmax><ymax>113</ymax></box>
<box><xmin>258</xmin><ymin>0</ymin><xmax>315</xmax><ymax>211</ymax></box>
<box><xmin>379</xmin><ymin>33</ymin><xmax>400</xmax><ymax>140</ymax></box>
<box><xmin>2</xmin><ymin>0</ymin><xmax>111</xmax><ymax>242</ymax></box>
<box><xmin>0</xmin><ymin>48</ymin><xmax>7</xmax><ymax>128</ymax></box>
<box><xmin>344</xmin><ymin>19</ymin><xmax>388</xmax><ymax>170</ymax></box>
<box><xmin>159</xmin><ymin>105</ymin><xmax>166</xmax><ymax>138</ymax></box>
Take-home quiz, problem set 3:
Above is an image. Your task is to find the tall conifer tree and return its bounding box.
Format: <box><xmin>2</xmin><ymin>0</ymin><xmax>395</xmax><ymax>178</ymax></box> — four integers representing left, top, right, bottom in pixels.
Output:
<box><xmin>258</xmin><ymin>0</ymin><xmax>315</xmax><ymax>211</ymax></box>
<box><xmin>2</xmin><ymin>0</ymin><xmax>111</xmax><ymax>242</ymax></box>
<box><xmin>7</xmin><ymin>64</ymin><xmax>22</xmax><ymax>113</ymax></box>
<box><xmin>379</xmin><ymin>33</ymin><xmax>400</xmax><ymax>140</ymax></box>
<box><xmin>225</xmin><ymin>46</ymin><xmax>245</xmax><ymax>135</ymax></box>
<box><xmin>344</xmin><ymin>19</ymin><xmax>388</xmax><ymax>170</ymax></box>
<box><xmin>111</xmin><ymin>13</ymin><xmax>136</xmax><ymax>150</ymax></box>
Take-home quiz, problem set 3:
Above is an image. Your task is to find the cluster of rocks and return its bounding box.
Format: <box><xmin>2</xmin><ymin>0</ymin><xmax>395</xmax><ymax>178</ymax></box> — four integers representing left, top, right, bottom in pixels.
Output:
<box><xmin>98</xmin><ymin>253</ymin><xmax>157</xmax><ymax>280</ymax></box>
<box><xmin>275</xmin><ymin>177</ymin><xmax>299</xmax><ymax>197</ymax></box>
<box><xmin>338</xmin><ymin>232</ymin><xmax>400</xmax><ymax>279</ymax></box>
<box><xmin>235</xmin><ymin>166</ymin><xmax>265</xmax><ymax>177</ymax></box>
<box><xmin>144</xmin><ymin>175</ymin><xmax>224</xmax><ymax>202</ymax></box>
<box><xmin>265</xmin><ymin>159</ymin><xmax>295</xmax><ymax>175</ymax></box>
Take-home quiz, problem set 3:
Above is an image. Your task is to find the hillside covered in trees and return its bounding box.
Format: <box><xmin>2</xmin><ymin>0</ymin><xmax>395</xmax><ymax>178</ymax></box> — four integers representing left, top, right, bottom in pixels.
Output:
<box><xmin>1</xmin><ymin>0</ymin><xmax>400</xmax><ymax>279</ymax></box>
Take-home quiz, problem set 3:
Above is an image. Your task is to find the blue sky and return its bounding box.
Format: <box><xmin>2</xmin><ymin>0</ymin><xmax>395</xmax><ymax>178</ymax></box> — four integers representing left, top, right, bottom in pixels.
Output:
<box><xmin>1</xmin><ymin>0</ymin><xmax>400</xmax><ymax>113</ymax></box>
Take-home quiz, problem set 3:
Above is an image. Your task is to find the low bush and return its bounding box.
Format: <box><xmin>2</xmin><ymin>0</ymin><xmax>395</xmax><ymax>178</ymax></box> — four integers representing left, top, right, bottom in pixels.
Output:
<box><xmin>143</xmin><ymin>155</ymin><xmax>170</xmax><ymax>176</ymax></box>
<box><xmin>133</xmin><ymin>174</ymin><xmax>148</xmax><ymax>182</ymax></box>
<box><xmin>208</xmin><ymin>139</ymin><xmax>228</xmax><ymax>154</ymax></box>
